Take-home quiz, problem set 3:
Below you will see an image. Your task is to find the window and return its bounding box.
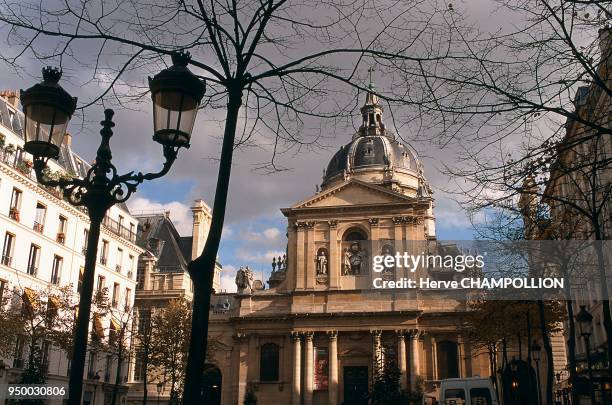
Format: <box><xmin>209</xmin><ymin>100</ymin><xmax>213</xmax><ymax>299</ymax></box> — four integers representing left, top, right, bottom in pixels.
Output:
<box><xmin>82</xmin><ymin>229</ymin><xmax>89</xmax><ymax>255</ymax></box>
<box><xmin>77</xmin><ymin>267</ymin><xmax>84</xmax><ymax>293</ymax></box>
<box><xmin>87</xmin><ymin>351</ymin><xmax>97</xmax><ymax>378</ymax></box>
<box><xmin>27</xmin><ymin>244</ymin><xmax>40</xmax><ymax>276</ymax></box>
<box><xmin>134</xmin><ymin>354</ymin><xmax>145</xmax><ymax>382</ymax></box>
<box><xmin>129</xmin><ymin>223</ymin><xmax>135</xmax><ymax>239</ymax></box>
<box><xmin>51</xmin><ymin>255</ymin><xmax>63</xmax><ymax>284</ymax></box>
<box><xmin>13</xmin><ymin>336</ymin><xmax>24</xmax><ymax>368</ymax></box>
<box><xmin>470</xmin><ymin>388</ymin><xmax>493</xmax><ymax>405</ymax></box>
<box><xmin>34</xmin><ymin>203</ymin><xmax>46</xmax><ymax>233</ymax></box>
<box><xmin>97</xmin><ymin>275</ymin><xmax>105</xmax><ymax>293</ymax></box>
<box><xmin>124</xmin><ymin>288</ymin><xmax>131</xmax><ymax>309</ymax></box>
<box><xmin>444</xmin><ymin>389</ymin><xmax>465</xmax><ymax>402</ymax></box>
<box><xmin>136</xmin><ymin>267</ymin><xmax>144</xmax><ymax>289</ymax></box>
<box><xmin>0</xmin><ymin>279</ymin><xmax>6</xmax><ymax>304</ymax></box>
<box><xmin>57</xmin><ymin>215</ymin><xmax>67</xmax><ymax>244</ymax></box>
<box><xmin>118</xmin><ymin>215</ymin><xmax>124</xmax><ymax>229</ymax></box>
<box><xmin>259</xmin><ymin>343</ymin><xmax>280</xmax><ymax>381</ymax></box>
<box><xmin>41</xmin><ymin>341</ymin><xmax>50</xmax><ymax>369</ymax></box>
<box><xmin>100</xmin><ymin>240</ymin><xmax>109</xmax><ymax>265</ymax></box>
<box><xmin>105</xmin><ymin>355</ymin><xmax>113</xmax><ymax>382</ymax></box>
<box><xmin>112</xmin><ymin>283</ymin><xmax>120</xmax><ymax>307</ymax></box>
<box><xmin>128</xmin><ymin>255</ymin><xmax>135</xmax><ymax>278</ymax></box>
<box><xmin>9</xmin><ymin>188</ymin><xmax>21</xmax><ymax>220</ymax></box>
<box><xmin>116</xmin><ymin>248</ymin><xmax>123</xmax><ymax>272</ymax></box>
<box><xmin>2</xmin><ymin>232</ymin><xmax>15</xmax><ymax>267</ymax></box>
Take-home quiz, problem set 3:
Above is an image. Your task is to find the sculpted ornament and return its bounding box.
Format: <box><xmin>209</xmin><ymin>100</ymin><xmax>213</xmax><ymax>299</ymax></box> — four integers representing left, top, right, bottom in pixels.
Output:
<box><xmin>343</xmin><ymin>242</ymin><xmax>367</xmax><ymax>275</ymax></box>
<box><xmin>235</xmin><ymin>266</ymin><xmax>254</xmax><ymax>294</ymax></box>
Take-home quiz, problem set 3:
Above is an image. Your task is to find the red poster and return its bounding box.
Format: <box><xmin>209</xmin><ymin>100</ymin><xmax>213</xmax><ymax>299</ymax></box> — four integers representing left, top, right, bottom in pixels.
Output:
<box><xmin>314</xmin><ymin>347</ymin><xmax>329</xmax><ymax>390</ymax></box>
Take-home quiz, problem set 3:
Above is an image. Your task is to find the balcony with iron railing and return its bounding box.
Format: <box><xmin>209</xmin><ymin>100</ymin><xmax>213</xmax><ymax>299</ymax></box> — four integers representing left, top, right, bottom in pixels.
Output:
<box><xmin>100</xmin><ymin>257</ymin><xmax>107</xmax><ymax>266</ymax></box>
<box><xmin>115</xmin><ymin>265</ymin><xmax>122</xmax><ymax>273</ymax></box>
<box><xmin>102</xmin><ymin>216</ymin><xmax>136</xmax><ymax>243</ymax></box>
<box><xmin>27</xmin><ymin>265</ymin><xmax>38</xmax><ymax>277</ymax></box>
<box><xmin>56</xmin><ymin>232</ymin><xmax>66</xmax><ymax>244</ymax></box>
<box><xmin>1</xmin><ymin>255</ymin><xmax>12</xmax><ymax>267</ymax></box>
<box><xmin>33</xmin><ymin>221</ymin><xmax>44</xmax><ymax>233</ymax></box>
<box><xmin>8</xmin><ymin>207</ymin><xmax>19</xmax><ymax>221</ymax></box>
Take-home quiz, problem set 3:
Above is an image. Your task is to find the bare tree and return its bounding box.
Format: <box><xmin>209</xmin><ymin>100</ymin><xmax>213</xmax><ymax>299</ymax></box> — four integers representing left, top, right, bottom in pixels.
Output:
<box><xmin>0</xmin><ymin>0</ymin><xmax>460</xmax><ymax>402</ymax></box>
<box><xmin>394</xmin><ymin>0</ymin><xmax>612</xmax><ymax>381</ymax></box>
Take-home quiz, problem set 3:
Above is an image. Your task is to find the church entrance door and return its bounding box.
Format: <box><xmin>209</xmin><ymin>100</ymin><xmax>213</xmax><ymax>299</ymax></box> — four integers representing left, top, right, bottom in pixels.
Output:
<box><xmin>343</xmin><ymin>366</ymin><xmax>368</xmax><ymax>405</ymax></box>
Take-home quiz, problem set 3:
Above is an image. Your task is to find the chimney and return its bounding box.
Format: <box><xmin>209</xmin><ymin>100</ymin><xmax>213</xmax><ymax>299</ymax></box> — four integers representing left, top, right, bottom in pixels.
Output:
<box><xmin>190</xmin><ymin>199</ymin><xmax>212</xmax><ymax>260</ymax></box>
<box><xmin>0</xmin><ymin>90</ymin><xmax>19</xmax><ymax>109</ymax></box>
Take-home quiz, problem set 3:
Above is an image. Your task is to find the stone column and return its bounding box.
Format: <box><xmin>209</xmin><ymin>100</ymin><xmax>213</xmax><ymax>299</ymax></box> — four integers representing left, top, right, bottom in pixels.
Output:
<box><xmin>409</xmin><ymin>329</ymin><xmax>420</xmax><ymax>390</ymax></box>
<box><xmin>431</xmin><ymin>335</ymin><xmax>438</xmax><ymax>381</ymax></box>
<box><xmin>306</xmin><ymin>222</ymin><xmax>316</xmax><ymax>289</ymax></box>
<box><xmin>372</xmin><ymin>330</ymin><xmax>383</xmax><ymax>372</ymax></box>
<box><xmin>457</xmin><ymin>337</ymin><xmax>466</xmax><ymax>378</ymax></box>
<box><xmin>328</xmin><ymin>221</ymin><xmax>339</xmax><ymax>289</ymax></box>
<box><xmin>291</xmin><ymin>332</ymin><xmax>302</xmax><ymax>405</ymax></box>
<box><xmin>304</xmin><ymin>332</ymin><xmax>314</xmax><ymax>405</ymax></box>
<box><xmin>396</xmin><ymin>330</ymin><xmax>408</xmax><ymax>389</ymax></box>
<box><xmin>328</xmin><ymin>331</ymin><xmax>338</xmax><ymax>405</ymax></box>
<box><xmin>296</xmin><ymin>222</ymin><xmax>306</xmax><ymax>289</ymax></box>
<box><xmin>234</xmin><ymin>332</ymin><xmax>249</xmax><ymax>404</ymax></box>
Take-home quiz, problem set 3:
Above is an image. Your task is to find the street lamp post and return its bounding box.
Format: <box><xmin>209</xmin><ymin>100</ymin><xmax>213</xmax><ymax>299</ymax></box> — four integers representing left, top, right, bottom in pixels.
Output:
<box><xmin>20</xmin><ymin>52</ymin><xmax>205</xmax><ymax>405</ymax></box>
<box><xmin>532</xmin><ymin>340</ymin><xmax>542</xmax><ymax>405</ymax></box>
<box><xmin>576</xmin><ymin>305</ymin><xmax>596</xmax><ymax>405</ymax></box>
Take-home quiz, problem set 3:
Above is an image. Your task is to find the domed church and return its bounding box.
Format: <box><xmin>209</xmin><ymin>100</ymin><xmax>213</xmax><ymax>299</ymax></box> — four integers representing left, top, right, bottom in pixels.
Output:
<box><xmin>204</xmin><ymin>87</ymin><xmax>491</xmax><ymax>405</ymax></box>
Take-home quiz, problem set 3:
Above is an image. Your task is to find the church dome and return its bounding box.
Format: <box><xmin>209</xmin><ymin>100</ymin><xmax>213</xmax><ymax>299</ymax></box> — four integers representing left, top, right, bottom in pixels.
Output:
<box><xmin>321</xmin><ymin>86</ymin><xmax>427</xmax><ymax>197</ymax></box>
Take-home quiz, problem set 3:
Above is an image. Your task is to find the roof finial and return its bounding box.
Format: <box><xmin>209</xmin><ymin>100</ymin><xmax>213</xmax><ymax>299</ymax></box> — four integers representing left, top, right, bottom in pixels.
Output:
<box><xmin>367</xmin><ymin>66</ymin><xmax>375</xmax><ymax>90</ymax></box>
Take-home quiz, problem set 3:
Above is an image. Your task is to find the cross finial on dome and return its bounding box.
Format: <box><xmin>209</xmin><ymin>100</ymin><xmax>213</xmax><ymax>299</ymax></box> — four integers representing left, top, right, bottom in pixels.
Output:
<box><xmin>359</xmin><ymin>69</ymin><xmax>385</xmax><ymax>136</ymax></box>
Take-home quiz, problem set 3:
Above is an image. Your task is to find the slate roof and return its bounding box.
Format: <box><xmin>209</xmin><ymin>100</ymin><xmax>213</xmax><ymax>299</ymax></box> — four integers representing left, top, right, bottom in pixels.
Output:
<box><xmin>136</xmin><ymin>213</ymin><xmax>192</xmax><ymax>273</ymax></box>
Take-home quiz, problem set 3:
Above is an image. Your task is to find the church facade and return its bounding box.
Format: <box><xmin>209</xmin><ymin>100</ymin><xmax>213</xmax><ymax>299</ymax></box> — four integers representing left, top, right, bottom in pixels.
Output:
<box><xmin>206</xmin><ymin>89</ymin><xmax>492</xmax><ymax>405</ymax></box>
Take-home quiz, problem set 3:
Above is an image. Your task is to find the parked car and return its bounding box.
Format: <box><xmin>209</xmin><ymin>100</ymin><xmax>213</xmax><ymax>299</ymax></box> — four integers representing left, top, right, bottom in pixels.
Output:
<box><xmin>423</xmin><ymin>377</ymin><xmax>499</xmax><ymax>405</ymax></box>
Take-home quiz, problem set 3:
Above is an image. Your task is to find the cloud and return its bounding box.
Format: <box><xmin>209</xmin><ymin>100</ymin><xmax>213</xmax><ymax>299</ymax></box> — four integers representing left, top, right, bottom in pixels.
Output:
<box><xmin>263</xmin><ymin>227</ymin><xmax>281</xmax><ymax>239</ymax></box>
<box><xmin>219</xmin><ymin>265</ymin><xmax>237</xmax><ymax>293</ymax></box>
<box><xmin>236</xmin><ymin>249</ymin><xmax>285</xmax><ymax>264</ymax></box>
<box><xmin>127</xmin><ymin>197</ymin><xmax>193</xmax><ymax>235</ymax></box>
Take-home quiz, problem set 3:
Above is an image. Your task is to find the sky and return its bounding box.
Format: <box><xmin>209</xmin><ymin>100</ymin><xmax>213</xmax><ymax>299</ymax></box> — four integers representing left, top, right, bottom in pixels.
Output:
<box><xmin>0</xmin><ymin>0</ymin><xmax>513</xmax><ymax>293</ymax></box>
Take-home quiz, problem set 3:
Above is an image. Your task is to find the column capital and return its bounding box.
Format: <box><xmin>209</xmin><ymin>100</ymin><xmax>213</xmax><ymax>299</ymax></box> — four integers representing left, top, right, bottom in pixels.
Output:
<box><xmin>408</xmin><ymin>329</ymin><xmax>420</xmax><ymax>339</ymax></box>
<box><xmin>328</xmin><ymin>220</ymin><xmax>338</xmax><ymax>229</ymax></box>
<box><xmin>392</xmin><ymin>216</ymin><xmax>404</xmax><ymax>224</ymax></box>
<box><xmin>291</xmin><ymin>331</ymin><xmax>302</xmax><ymax>342</ymax></box>
<box><xmin>234</xmin><ymin>332</ymin><xmax>249</xmax><ymax>343</ymax></box>
<box><xmin>305</xmin><ymin>221</ymin><xmax>315</xmax><ymax>229</ymax></box>
<box><xmin>368</xmin><ymin>217</ymin><xmax>379</xmax><ymax>226</ymax></box>
<box><xmin>395</xmin><ymin>329</ymin><xmax>408</xmax><ymax>338</ymax></box>
<box><xmin>327</xmin><ymin>330</ymin><xmax>338</xmax><ymax>340</ymax></box>
<box><xmin>304</xmin><ymin>331</ymin><xmax>314</xmax><ymax>341</ymax></box>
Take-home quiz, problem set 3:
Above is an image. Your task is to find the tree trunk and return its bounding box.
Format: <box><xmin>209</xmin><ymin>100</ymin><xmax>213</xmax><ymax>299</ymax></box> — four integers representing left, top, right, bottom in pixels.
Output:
<box><xmin>142</xmin><ymin>344</ymin><xmax>149</xmax><ymax>405</ymax></box>
<box><xmin>111</xmin><ymin>332</ymin><xmax>125</xmax><ymax>405</ymax></box>
<box><xmin>537</xmin><ymin>300</ymin><xmax>554</xmax><ymax>405</ymax></box>
<box><xmin>68</xmin><ymin>210</ymin><xmax>105</xmax><ymax>405</ymax></box>
<box><xmin>182</xmin><ymin>84</ymin><xmax>243</xmax><ymax>404</ymax></box>
<box><xmin>564</xmin><ymin>285</ymin><xmax>579</xmax><ymax>405</ymax></box>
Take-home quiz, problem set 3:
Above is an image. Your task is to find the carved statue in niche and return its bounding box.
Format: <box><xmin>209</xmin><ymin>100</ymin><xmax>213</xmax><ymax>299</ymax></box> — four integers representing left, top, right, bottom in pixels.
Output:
<box><xmin>343</xmin><ymin>242</ymin><xmax>367</xmax><ymax>275</ymax></box>
<box><xmin>316</xmin><ymin>248</ymin><xmax>328</xmax><ymax>275</ymax></box>
<box><xmin>235</xmin><ymin>266</ymin><xmax>254</xmax><ymax>294</ymax></box>
<box><xmin>380</xmin><ymin>244</ymin><xmax>395</xmax><ymax>280</ymax></box>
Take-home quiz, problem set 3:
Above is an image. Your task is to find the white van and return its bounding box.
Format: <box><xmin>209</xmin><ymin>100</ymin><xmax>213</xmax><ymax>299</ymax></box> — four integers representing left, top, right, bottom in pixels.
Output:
<box><xmin>423</xmin><ymin>377</ymin><xmax>499</xmax><ymax>405</ymax></box>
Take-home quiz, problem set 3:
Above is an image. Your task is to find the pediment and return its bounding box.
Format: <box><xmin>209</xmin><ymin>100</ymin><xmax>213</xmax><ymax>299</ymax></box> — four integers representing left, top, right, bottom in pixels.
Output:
<box><xmin>291</xmin><ymin>180</ymin><xmax>414</xmax><ymax>209</ymax></box>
